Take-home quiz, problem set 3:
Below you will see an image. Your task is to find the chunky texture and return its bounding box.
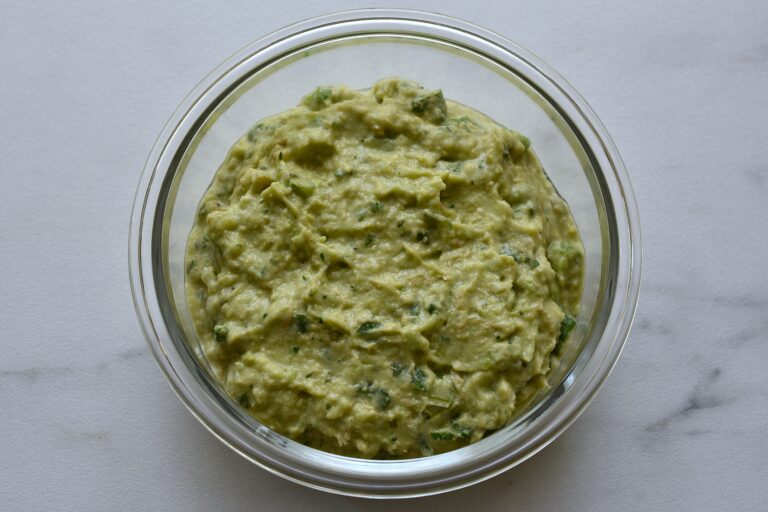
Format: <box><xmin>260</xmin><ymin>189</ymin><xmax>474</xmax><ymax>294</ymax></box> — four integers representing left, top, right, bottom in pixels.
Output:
<box><xmin>185</xmin><ymin>79</ymin><xmax>584</xmax><ymax>458</ymax></box>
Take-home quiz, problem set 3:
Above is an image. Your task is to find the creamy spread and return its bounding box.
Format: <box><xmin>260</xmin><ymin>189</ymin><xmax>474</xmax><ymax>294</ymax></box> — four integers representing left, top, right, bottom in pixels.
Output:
<box><xmin>185</xmin><ymin>78</ymin><xmax>584</xmax><ymax>458</ymax></box>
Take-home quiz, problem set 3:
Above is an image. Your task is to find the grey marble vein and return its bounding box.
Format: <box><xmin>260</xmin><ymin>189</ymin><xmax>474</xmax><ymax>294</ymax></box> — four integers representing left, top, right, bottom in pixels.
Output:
<box><xmin>645</xmin><ymin>368</ymin><xmax>730</xmax><ymax>436</ymax></box>
<box><xmin>0</xmin><ymin>346</ymin><xmax>147</xmax><ymax>383</ymax></box>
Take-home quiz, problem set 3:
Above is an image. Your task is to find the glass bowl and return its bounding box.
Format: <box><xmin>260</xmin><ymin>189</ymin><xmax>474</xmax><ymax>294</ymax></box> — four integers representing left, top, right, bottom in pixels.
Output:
<box><xmin>129</xmin><ymin>9</ymin><xmax>641</xmax><ymax>498</ymax></box>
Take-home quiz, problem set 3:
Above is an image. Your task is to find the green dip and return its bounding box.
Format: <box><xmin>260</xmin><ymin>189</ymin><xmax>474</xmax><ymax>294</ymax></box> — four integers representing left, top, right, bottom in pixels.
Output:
<box><xmin>185</xmin><ymin>78</ymin><xmax>584</xmax><ymax>458</ymax></box>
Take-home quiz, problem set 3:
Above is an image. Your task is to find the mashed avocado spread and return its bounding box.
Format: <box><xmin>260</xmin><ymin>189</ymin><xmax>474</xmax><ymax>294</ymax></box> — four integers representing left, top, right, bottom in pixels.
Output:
<box><xmin>185</xmin><ymin>78</ymin><xmax>584</xmax><ymax>458</ymax></box>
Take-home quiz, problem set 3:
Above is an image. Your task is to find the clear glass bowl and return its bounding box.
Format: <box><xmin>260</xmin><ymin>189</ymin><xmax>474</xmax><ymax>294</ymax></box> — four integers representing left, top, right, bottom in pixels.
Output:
<box><xmin>129</xmin><ymin>9</ymin><xmax>641</xmax><ymax>498</ymax></box>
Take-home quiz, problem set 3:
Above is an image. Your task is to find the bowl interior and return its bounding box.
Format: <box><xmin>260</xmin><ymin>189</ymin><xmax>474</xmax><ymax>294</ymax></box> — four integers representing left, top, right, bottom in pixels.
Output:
<box><xmin>159</xmin><ymin>32</ymin><xmax>611</xmax><ymax>464</ymax></box>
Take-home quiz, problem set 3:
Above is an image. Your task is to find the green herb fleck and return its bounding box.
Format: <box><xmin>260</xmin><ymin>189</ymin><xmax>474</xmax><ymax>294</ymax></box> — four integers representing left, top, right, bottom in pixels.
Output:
<box><xmin>452</xmin><ymin>424</ymin><xmax>472</xmax><ymax>440</ymax></box>
<box><xmin>246</xmin><ymin>123</ymin><xmax>264</xmax><ymax>142</ymax></box>
<box><xmin>430</xmin><ymin>430</ymin><xmax>455</xmax><ymax>441</ymax></box>
<box><xmin>238</xmin><ymin>392</ymin><xmax>250</xmax><ymax>407</ymax></box>
<box><xmin>427</xmin><ymin>303</ymin><xmax>438</xmax><ymax>315</ymax></box>
<box><xmin>213</xmin><ymin>325</ymin><xmax>228</xmax><ymax>343</ymax></box>
<box><xmin>295</xmin><ymin>313</ymin><xmax>310</xmax><ymax>333</ymax></box>
<box><xmin>411</xmin><ymin>367</ymin><xmax>428</xmax><ymax>391</ymax></box>
<box><xmin>501</xmin><ymin>245</ymin><xmax>539</xmax><ymax>268</ymax></box>
<box><xmin>547</xmin><ymin>240</ymin><xmax>581</xmax><ymax>273</ymax></box>
<box><xmin>365</xmin><ymin>233</ymin><xmax>375</xmax><ymax>247</ymax></box>
<box><xmin>305</xmin><ymin>86</ymin><xmax>332</xmax><ymax>110</ymax></box>
<box><xmin>357</xmin><ymin>321</ymin><xmax>381</xmax><ymax>334</ymax></box>
<box><xmin>372</xmin><ymin>388</ymin><xmax>391</xmax><ymax>410</ymax></box>
<box><xmin>391</xmin><ymin>362</ymin><xmax>407</xmax><ymax>377</ymax></box>
<box><xmin>355</xmin><ymin>381</ymin><xmax>391</xmax><ymax>410</ymax></box>
<box><xmin>411</xmin><ymin>90</ymin><xmax>447</xmax><ymax>123</ymax></box>
<box><xmin>292</xmin><ymin>346</ymin><xmax>300</xmax><ymax>354</ymax></box>
<box><xmin>555</xmin><ymin>314</ymin><xmax>576</xmax><ymax>355</ymax></box>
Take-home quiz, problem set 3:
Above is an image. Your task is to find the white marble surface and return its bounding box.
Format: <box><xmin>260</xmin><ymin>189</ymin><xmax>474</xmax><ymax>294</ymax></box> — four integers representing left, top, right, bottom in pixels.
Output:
<box><xmin>1</xmin><ymin>1</ymin><xmax>766</xmax><ymax>510</ymax></box>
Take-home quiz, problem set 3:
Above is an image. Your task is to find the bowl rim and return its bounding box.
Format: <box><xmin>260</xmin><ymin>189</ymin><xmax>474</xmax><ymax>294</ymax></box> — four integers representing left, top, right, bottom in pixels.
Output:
<box><xmin>129</xmin><ymin>8</ymin><xmax>642</xmax><ymax>498</ymax></box>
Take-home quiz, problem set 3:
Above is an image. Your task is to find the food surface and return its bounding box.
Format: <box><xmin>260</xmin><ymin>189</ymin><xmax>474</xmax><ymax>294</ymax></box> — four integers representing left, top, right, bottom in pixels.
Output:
<box><xmin>185</xmin><ymin>78</ymin><xmax>584</xmax><ymax>458</ymax></box>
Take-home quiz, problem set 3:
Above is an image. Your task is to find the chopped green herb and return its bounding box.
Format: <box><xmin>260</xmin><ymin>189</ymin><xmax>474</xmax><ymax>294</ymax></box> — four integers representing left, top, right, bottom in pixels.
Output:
<box><xmin>411</xmin><ymin>89</ymin><xmax>447</xmax><ymax>123</ymax></box>
<box><xmin>452</xmin><ymin>424</ymin><xmax>472</xmax><ymax>440</ymax></box>
<box><xmin>355</xmin><ymin>381</ymin><xmax>391</xmax><ymax>410</ymax></box>
<box><xmin>555</xmin><ymin>314</ymin><xmax>576</xmax><ymax>354</ymax></box>
<box><xmin>427</xmin><ymin>303</ymin><xmax>438</xmax><ymax>315</ymax></box>
<box><xmin>371</xmin><ymin>201</ymin><xmax>383</xmax><ymax>213</ymax></box>
<box><xmin>246</xmin><ymin>123</ymin><xmax>264</xmax><ymax>142</ymax></box>
<box><xmin>213</xmin><ymin>325</ymin><xmax>228</xmax><ymax>343</ymax></box>
<box><xmin>411</xmin><ymin>367</ymin><xmax>428</xmax><ymax>391</ymax></box>
<box><xmin>238</xmin><ymin>392</ymin><xmax>250</xmax><ymax>407</ymax></box>
<box><xmin>295</xmin><ymin>313</ymin><xmax>309</xmax><ymax>333</ymax></box>
<box><xmin>430</xmin><ymin>430</ymin><xmax>455</xmax><ymax>441</ymax></box>
<box><xmin>365</xmin><ymin>233</ymin><xmax>375</xmax><ymax>247</ymax></box>
<box><xmin>292</xmin><ymin>346</ymin><xmax>300</xmax><ymax>354</ymax></box>
<box><xmin>357</xmin><ymin>321</ymin><xmax>381</xmax><ymax>334</ymax></box>
<box><xmin>547</xmin><ymin>240</ymin><xmax>582</xmax><ymax>273</ymax></box>
<box><xmin>391</xmin><ymin>362</ymin><xmax>407</xmax><ymax>377</ymax></box>
<box><xmin>372</xmin><ymin>388</ymin><xmax>391</xmax><ymax>409</ymax></box>
<box><xmin>304</xmin><ymin>86</ymin><xmax>332</xmax><ymax>110</ymax></box>
<box><xmin>501</xmin><ymin>245</ymin><xmax>539</xmax><ymax>268</ymax></box>
<box><xmin>320</xmin><ymin>252</ymin><xmax>325</xmax><ymax>262</ymax></box>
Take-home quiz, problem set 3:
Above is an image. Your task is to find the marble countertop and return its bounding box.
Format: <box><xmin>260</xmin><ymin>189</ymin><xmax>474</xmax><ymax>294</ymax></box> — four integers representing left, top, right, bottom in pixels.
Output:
<box><xmin>1</xmin><ymin>1</ymin><xmax>766</xmax><ymax>510</ymax></box>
